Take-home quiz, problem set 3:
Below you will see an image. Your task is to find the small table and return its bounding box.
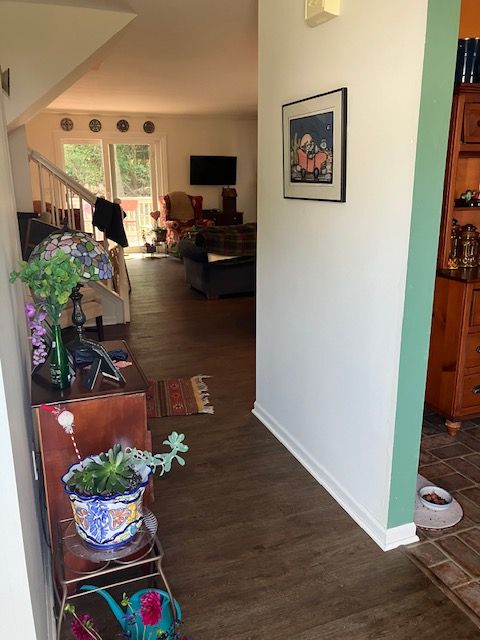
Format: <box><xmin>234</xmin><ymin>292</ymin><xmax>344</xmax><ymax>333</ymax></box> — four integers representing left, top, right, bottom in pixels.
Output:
<box><xmin>54</xmin><ymin>510</ymin><xmax>178</xmax><ymax>640</ymax></box>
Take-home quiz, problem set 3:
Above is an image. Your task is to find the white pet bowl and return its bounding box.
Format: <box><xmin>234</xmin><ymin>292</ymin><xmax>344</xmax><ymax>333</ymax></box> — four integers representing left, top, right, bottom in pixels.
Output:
<box><xmin>419</xmin><ymin>485</ymin><xmax>453</xmax><ymax>511</ymax></box>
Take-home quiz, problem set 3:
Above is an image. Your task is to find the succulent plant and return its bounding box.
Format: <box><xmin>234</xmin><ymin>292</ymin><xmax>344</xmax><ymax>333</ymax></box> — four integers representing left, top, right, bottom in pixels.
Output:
<box><xmin>66</xmin><ymin>444</ymin><xmax>136</xmax><ymax>496</ymax></box>
<box><xmin>65</xmin><ymin>433</ymin><xmax>188</xmax><ymax>497</ymax></box>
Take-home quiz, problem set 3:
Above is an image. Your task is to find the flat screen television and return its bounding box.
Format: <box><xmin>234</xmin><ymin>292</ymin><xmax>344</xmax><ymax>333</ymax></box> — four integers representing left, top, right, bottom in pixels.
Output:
<box><xmin>190</xmin><ymin>155</ymin><xmax>237</xmax><ymax>186</ymax></box>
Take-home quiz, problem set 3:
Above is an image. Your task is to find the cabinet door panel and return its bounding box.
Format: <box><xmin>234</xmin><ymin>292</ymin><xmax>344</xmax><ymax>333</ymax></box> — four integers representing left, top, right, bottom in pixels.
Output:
<box><xmin>461</xmin><ymin>373</ymin><xmax>480</xmax><ymax>410</ymax></box>
<box><xmin>464</xmin><ymin>103</ymin><xmax>480</xmax><ymax>143</ymax></box>
<box><xmin>465</xmin><ymin>333</ymin><xmax>480</xmax><ymax>368</ymax></box>
<box><xmin>470</xmin><ymin>289</ymin><xmax>480</xmax><ymax>329</ymax></box>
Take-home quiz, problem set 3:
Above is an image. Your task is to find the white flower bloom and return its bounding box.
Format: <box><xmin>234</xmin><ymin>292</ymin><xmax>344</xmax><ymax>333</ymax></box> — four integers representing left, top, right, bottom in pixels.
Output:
<box><xmin>57</xmin><ymin>410</ymin><xmax>74</xmax><ymax>434</ymax></box>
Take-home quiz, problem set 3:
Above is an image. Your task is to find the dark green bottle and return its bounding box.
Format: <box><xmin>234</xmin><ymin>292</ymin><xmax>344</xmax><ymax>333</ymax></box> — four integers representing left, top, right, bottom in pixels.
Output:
<box><xmin>50</xmin><ymin>324</ymin><xmax>71</xmax><ymax>390</ymax></box>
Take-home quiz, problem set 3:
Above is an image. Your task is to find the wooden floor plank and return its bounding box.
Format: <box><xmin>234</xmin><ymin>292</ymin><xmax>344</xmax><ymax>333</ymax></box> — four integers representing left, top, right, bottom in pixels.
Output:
<box><xmin>90</xmin><ymin>256</ymin><xmax>478</xmax><ymax>638</ymax></box>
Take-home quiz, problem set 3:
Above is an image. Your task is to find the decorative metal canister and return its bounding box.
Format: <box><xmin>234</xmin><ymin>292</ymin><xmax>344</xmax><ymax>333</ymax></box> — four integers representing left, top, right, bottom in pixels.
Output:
<box><xmin>460</xmin><ymin>223</ymin><xmax>480</xmax><ymax>267</ymax></box>
<box><xmin>447</xmin><ymin>218</ymin><xmax>462</xmax><ymax>269</ymax></box>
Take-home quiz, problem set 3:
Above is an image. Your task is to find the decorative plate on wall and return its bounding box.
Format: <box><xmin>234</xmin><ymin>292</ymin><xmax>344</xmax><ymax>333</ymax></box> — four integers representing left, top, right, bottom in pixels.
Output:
<box><xmin>89</xmin><ymin>118</ymin><xmax>102</xmax><ymax>133</ymax></box>
<box><xmin>117</xmin><ymin>119</ymin><xmax>129</xmax><ymax>132</ymax></box>
<box><xmin>143</xmin><ymin>120</ymin><xmax>155</xmax><ymax>134</ymax></box>
<box><xmin>60</xmin><ymin>117</ymin><xmax>74</xmax><ymax>131</ymax></box>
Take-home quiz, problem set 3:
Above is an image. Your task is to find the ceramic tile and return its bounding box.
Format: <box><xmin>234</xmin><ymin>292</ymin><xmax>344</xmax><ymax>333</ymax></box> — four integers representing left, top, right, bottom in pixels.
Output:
<box><xmin>422</xmin><ymin>434</ymin><xmax>460</xmax><ymax>450</ymax></box>
<box><xmin>419</xmin><ymin>449</ymin><xmax>438</xmax><ymax>465</ymax></box>
<box><xmin>462</xmin><ymin>421</ymin><xmax>480</xmax><ymax>430</ymax></box>
<box><xmin>420</xmin><ymin>461</ymin><xmax>455</xmax><ymax>478</ymax></box>
<box><xmin>430</xmin><ymin>561</ymin><xmax>471</xmax><ymax>588</ymax></box>
<box><xmin>460</xmin><ymin>486</ymin><xmax>480</xmax><ymax>505</ymax></box>
<box><xmin>422</xmin><ymin>420</ymin><xmax>444</xmax><ymax>436</ymax></box>
<box><xmin>455</xmin><ymin>582</ymin><xmax>480</xmax><ymax>616</ymax></box>
<box><xmin>452</xmin><ymin>493</ymin><xmax>480</xmax><ymax>524</ymax></box>
<box><xmin>437</xmin><ymin>537</ymin><xmax>480</xmax><ymax>577</ymax></box>
<box><xmin>422</xmin><ymin>516</ymin><xmax>476</xmax><ymax>539</ymax></box>
<box><xmin>465</xmin><ymin>453</ymin><xmax>480</xmax><ymax>469</ymax></box>
<box><xmin>407</xmin><ymin>542</ymin><xmax>447</xmax><ymax>567</ymax></box>
<box><xmin>447</xmin><ymin>458</ymin><xmax>480</xmax><ymax>484</ymax></box>
<box><xmin>430</xmin><ymin>443</ymin><xmax>473</xmax><ymax>459</ymax></box>
<box><xmin>458</xmin><ymin>432</ymin><xmax>480</xmax><ymax>452</ymax></box>
<box><xmin>427</xmin><ymin>472</ymin><xmax>474</xmax><ymax>492</ymax></box>
<box><xmin>459</xmin><ymin>529</ymin><xmax>480</xmax><ymax>555</ymax></box>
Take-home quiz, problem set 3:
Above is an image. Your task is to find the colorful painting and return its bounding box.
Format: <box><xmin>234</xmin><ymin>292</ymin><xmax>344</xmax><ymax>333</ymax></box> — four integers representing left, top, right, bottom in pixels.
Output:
<box><xmin>283</xmin><ymin>88</ymin><xmax>347</xmax><ymax>202</ymax></box>
<box><xmin>289</xmin><ymin>111</ymin><xmax>334</xmax><ymax>184</ymax></box>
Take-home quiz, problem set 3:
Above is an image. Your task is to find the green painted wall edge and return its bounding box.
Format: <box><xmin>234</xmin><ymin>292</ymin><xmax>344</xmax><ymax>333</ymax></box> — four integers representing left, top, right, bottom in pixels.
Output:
<box><xmin>388</xmin><ymin>0</ymin><xmax>461</xmax><ymax>528</ymax></box>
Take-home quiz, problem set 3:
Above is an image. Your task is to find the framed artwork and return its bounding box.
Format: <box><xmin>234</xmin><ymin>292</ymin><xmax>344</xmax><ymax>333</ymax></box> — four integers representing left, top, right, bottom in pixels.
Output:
<box><xmin>283</xmin><ymin>87</ymin><xmax>347</xmax><ymax>202</ymax></box>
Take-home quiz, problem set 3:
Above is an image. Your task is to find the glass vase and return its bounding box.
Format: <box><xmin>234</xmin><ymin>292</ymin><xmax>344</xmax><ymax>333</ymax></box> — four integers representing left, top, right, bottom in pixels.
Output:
<box><xmin>50</xmin><ymin>323</ymin><xmax>70</xmax><ymax>390</ymax></box>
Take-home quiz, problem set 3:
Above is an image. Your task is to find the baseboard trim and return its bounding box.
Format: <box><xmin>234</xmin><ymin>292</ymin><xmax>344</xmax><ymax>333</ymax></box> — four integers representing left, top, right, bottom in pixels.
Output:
<box><xmin>252</xmin><ymin>402</ymin><xmax>418</xmax><ymax>551</ymax></box>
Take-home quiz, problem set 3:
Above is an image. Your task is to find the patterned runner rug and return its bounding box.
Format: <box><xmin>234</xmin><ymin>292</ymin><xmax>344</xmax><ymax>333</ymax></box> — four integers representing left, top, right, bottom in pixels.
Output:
<box><xmin>146</xmin><ymin>375</ymin><xmax>214</xmax><ymax>418</ymax></box>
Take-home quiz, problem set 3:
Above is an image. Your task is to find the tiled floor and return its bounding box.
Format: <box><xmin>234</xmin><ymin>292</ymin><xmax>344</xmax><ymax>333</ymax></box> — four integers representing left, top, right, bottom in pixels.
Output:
<box><xmin>406</xmin><ymin>410</ymin><xmax>480</xmax><ymax>624</ymax></box>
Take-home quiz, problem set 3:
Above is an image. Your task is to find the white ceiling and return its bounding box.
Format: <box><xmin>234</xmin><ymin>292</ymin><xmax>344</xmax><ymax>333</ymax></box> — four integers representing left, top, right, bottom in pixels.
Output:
<box><xmin>42</xmin><ymin>0</ymin><xmax>258</xmax><ymax>116</ymax></box>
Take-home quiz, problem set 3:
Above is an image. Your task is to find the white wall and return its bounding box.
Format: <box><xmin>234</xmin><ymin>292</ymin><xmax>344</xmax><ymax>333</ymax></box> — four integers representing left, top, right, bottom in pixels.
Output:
<box><xmin>255</xmin><ymin>0</ymin><xmax>428</xmax><ymax>549</ymax></box>
<box><xmin>26</xmin><ymin>111</ymin><xmax>257</xmax><ymax>221</ymax></box>
<box><xmin>8</xmin><ymin>125</ymin><xmax>33</xmax><ymax>212</ymax></box>
<box><xmin>0</xmin><ymin>92</ymin><xmax>50</xmax><ymax>638</ymax></box>
<box><xmin>0</xmin><ymin>1</ymin><xmax>134</xmax><ymax>128</ymax></box>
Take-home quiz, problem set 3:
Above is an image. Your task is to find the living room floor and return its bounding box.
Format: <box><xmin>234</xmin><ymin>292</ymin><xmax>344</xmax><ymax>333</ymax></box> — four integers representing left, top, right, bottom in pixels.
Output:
<box><xmin>90</xmin><ymin>256</ymin><xmax>479</xmax><ymax>639</ymax></box>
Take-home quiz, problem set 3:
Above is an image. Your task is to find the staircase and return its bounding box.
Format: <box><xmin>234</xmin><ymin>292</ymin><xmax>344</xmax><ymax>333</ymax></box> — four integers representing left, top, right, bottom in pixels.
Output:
<box><xmin>27</xmin><ymin>148</ymin><xmax>130</xmax><ymax>324</ymax></box>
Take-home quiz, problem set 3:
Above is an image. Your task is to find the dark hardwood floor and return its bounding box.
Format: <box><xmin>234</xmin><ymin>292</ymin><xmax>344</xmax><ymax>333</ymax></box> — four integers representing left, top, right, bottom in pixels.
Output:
<box><xmin>98</xmin><ymin>256</ymin><xmax>478</xmax><ymax>639</ymax></box>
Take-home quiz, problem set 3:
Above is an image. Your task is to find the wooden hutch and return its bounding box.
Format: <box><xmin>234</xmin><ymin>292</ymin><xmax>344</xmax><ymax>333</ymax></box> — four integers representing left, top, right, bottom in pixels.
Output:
<box><xmin>426</xmin><ymin>85</ymin><xmax>480</xmax><ymax>436</ymax></box>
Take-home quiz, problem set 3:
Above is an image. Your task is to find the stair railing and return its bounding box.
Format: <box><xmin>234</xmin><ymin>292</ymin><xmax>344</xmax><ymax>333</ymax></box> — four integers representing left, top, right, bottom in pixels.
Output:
<box><xmin>28</xmin><ymin>148</ymin><xmax>97</xmax><ymax>231</ymax></box>
<box><xmin>28</xmin><ymin>148</ymin><xmax>130</xmax><ymax>324</ymax></box>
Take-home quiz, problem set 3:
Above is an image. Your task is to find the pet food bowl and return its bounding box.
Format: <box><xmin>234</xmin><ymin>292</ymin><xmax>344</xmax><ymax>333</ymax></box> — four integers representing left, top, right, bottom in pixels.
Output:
<box><xmin>418</xmin><ymin>485</ymin><xmax>453</xmax><ymax>511</ymax></box>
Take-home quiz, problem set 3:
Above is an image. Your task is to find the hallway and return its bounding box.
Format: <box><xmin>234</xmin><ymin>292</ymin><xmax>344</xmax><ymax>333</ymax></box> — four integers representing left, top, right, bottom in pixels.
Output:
<box><xmin>102</xmin><ymin>256</ymin><xmax>478</xmax><ymax>639</ymax></box>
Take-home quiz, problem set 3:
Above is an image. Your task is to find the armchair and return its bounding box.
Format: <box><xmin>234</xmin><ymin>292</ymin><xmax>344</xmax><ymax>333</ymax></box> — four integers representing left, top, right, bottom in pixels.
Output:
<box><xmin>157</xmin><ymin>191</ymin><xmax>212</xmax><ymax>252</ymax></box>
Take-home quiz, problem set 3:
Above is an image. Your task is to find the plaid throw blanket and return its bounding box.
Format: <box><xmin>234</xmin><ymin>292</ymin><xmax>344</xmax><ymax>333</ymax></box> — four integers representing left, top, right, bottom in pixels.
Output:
<box><xmin>195</xmin><ymin>223</ymin><xmax>256</xmax><ymax>256</ymax></box>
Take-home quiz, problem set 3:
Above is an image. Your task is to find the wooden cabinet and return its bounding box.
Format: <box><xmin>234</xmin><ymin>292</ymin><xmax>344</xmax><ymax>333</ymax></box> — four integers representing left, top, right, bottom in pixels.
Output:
<box><xmin>426</xmin><ymin>85</ymin><xmax>480</xmax><ymax>435</ymax></box>
<box><xmin>31</xmin><ymin>340</ymin><xmax>152</xmax><ymax>552</ymax></box>
<box><xmin>426</xmin><ymin>271</ymin><xmax>480</xmax><ymax>434</ymax></box>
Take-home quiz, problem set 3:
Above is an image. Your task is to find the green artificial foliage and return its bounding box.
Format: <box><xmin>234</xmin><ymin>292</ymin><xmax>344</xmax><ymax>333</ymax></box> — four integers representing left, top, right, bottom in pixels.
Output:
<box><xmin>10</xmin><ymin>252</ymin><xmax>83</xmax><ymax>322</ymax></box>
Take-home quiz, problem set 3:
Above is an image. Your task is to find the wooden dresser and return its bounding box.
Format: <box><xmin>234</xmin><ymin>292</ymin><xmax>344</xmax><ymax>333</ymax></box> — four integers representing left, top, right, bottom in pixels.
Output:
<box><xmin>426</xmin><ymin>85</ymin><xmax>480</xmax><ymax>436</ymax></box>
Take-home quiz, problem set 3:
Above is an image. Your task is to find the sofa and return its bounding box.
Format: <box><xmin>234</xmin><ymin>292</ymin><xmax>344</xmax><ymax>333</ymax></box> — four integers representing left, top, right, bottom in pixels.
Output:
<box><xmin>178</xmin><ymin>223</ymin><xmax>256</xmax><ymax>299</ymax></box>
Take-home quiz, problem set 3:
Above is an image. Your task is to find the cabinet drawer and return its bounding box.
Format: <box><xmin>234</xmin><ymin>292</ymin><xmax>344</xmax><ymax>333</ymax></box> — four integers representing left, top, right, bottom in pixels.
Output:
<box><xmin>461</xmin><ymin>373</ymin><xmax>480</xmax><ymax>410</ymax></box>
<box><xmin>465</xmin><ymin>333</ymin><xmax>480</xmax><ymax>368</ymax></box>
<box><xmin>470</xmin><ymin>289</ymin><xmax>480</xmax><ymax>329</ymax></box>
<box><xmin>464</xmin><ymin>103</ymin><xmax>480</xmax><ymax>143</ymax></box>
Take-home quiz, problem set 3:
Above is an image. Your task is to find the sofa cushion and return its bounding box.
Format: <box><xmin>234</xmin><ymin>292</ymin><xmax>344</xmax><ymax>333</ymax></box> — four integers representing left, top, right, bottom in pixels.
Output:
<box><xmin>195</xmin><ymin>223</ymin><xmax>256</xmax><ymax>256</ymax></box>
<box><xmin>168</xmin><ymin>191</ymin><xmax>195</xmax><ymax>222</ymax></box>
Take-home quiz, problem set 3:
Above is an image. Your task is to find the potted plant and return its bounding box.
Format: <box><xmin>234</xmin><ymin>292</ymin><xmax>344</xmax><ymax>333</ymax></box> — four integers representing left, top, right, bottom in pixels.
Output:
<box><xmin>150</xmin><ymin>210</ymin><xmax>167</xmax><ymax>245</ymax></box>
<box><xmin>62</xmin><ymin>433</ymin><xmax>188</xmax><ymax>549</ymax></box>
<box><xmin>10</xmin><ymin>252</ymin><xmax>83</xmax><ymax>388</ymax></box>
<box><xmin>153</xmin><ymin>226</ymin><xmax>167</xmax><ymax>244</ymax></box>
<box><xmin>142</xmin><ymin>230</ymin><xmax>156</xmax><ymax>254</ymax></box>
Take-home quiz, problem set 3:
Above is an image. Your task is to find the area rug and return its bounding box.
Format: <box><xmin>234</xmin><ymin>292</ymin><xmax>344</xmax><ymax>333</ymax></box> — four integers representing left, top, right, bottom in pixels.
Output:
<box><xmin>146</xmin><ymin>375</ymin><xmax>214</xmax><ymax>418</ymax></box>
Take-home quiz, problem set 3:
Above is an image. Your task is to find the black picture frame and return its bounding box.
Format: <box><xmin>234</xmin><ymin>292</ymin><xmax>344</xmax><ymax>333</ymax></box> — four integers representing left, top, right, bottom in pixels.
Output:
<box><xmin>282</xmin><ymin>87</ymin><xmax>347</xmax><ymax>202</ymax></box>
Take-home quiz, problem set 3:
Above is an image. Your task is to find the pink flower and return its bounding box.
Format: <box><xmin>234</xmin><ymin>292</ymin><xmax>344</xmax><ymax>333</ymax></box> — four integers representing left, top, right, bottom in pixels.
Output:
<box><xmin>140</xmin><ymin>591</ymin><xmax>162</xmax><ymax>626</ymax></box>
<box><xmin>71</xmin><ymin>613</ymin><xmax>97</xmax><ymax>640</ymax></box>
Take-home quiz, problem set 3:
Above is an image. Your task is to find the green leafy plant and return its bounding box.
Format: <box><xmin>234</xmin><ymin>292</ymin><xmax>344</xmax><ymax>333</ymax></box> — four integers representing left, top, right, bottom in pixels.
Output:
<box><xmin>10</xmin><ymin>252</ymin><xmax>83</xmax><ymax>322</ymax></box>
<box><xmin>66</xmin><ymin>433</ymin><xmax>188</xmax><ymax>497</ymax></box>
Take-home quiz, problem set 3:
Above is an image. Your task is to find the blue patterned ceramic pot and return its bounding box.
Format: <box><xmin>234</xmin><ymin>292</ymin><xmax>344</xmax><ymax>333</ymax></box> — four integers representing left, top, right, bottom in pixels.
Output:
<box><xmin>62</xmin><ymin>456</ymin><xmax>152</xmax><ymax>549</ymax></box>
